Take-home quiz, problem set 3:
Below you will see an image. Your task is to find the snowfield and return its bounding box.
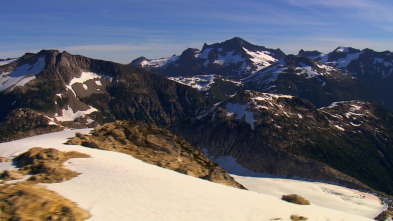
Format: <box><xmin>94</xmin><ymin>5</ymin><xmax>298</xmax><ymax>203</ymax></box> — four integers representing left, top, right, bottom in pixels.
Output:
<box><xmin>0</xmin><ymin>130</ymin><xmax>385</xmax><ymax>221</ymax></box>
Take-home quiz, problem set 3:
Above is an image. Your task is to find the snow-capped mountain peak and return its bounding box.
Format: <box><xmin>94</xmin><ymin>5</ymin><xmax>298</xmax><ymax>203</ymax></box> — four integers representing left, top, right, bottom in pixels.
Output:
<box><xmin>129</xmin><ymin>37</ymin><xmax>285</xmax><ymax>79</ymax></box>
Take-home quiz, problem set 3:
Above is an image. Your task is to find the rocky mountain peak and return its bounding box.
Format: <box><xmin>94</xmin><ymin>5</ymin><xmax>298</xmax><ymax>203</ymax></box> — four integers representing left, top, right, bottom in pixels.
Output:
<box><xmin>202</xmin><ymin>37</ymin><xmax>249</xmax><ymax>52</ymax></box>
<box><xmin>298</xmin><ymin>49</ymin><xmax>324</xmax><ymax>59</ymax></box>
<box><xmin>130</xmin><ymin>37</ymin><xmax>285</xmax><ymax>79</ymax></box>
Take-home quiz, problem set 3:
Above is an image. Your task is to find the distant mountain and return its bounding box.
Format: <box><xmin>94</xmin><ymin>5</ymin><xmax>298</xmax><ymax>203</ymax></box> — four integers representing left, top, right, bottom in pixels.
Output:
<box><xmin>0</xmin><ymin>50</ymin><xmax>207</xmax><ymax>141</ymax></box>
<box><xmin>243</xmin><ymin>54</ymin><xmax>380</xmax><ymax>107</ymax></box>
<box><xmin>172</xmin><ymin>90</ymin><xmax>393</xmax><ymax>195</ymax></box>
<box><xmin>300</xmin><ymin>47</ymin><xmax>393</xmax><ymax>111</ymax></box>
<box><xmin>132</xmin><ymin>38</ymin><xmax>385</xmax><ymax>110</ymax></box>
<box><xmin>130</xmin><ymin>37</ymin><xmax>286</xmax><ymax>79</ymax></box>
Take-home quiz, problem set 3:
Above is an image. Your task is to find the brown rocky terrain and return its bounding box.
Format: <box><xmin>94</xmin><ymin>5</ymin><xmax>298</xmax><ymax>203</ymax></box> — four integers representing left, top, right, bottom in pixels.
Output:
<box><xmin>0</xmin><ymin>183</ymin><xmax>90</xmax><ymax>221</ymax></box>
<box><xmin>12</xmin><ymin>147</ymin><xmax>90</xmax><ymax>183</ymax></box>
<box><xmin>281</xmin><ymin>194</ymin><xmax>310</xmax><ymax>205</ymax></box>
<box><xmin>0</xmin><ymin>147</ymin><xmax>90</xmax><ymax>220</ymax></box>
<box><xmin>66</xmin><ymin>120</ymin><xmax>245</xmax><ymax>189</ymax></box>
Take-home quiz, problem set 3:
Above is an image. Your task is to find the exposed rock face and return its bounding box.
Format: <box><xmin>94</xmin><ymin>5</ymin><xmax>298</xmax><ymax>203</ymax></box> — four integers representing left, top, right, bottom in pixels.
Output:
<box><xmin>0</xmin><ymin>183</ymin><xmax>90</xmax><ymax>221</ymax></box>
<box><xmin>66</xmin><ymin>120</ymin><xmax>245</xmax><ymax>189</ymax></box>
<box><xmin>172</xmin><ymin>90</ymin><xmax>393</xmax><ymax>194</ymax></box>
<box><xmin>0</xmin><ymin>108</ymin><xmax>63</xmax><ymax>142</ymax></box>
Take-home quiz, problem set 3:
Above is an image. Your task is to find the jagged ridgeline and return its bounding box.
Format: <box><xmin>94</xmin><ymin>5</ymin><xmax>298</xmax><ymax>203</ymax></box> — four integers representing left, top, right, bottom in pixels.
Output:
<box><xmin>131</xmin><ymin>37</ymin><xmax>392</xmax><ymax>111</ymax></box>
<box><xmin>0</xmin><ymin>50</ymin><xmax>207</xmax><ymax>142</ymax></box>
<box><xmin>172</xmin><ymin>90</ymin><xmax>393</xmax><ymax>195</ymax></box>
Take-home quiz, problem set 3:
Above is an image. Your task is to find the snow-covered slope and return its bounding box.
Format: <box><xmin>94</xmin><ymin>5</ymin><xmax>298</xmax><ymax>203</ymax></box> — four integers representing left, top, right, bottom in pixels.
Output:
<box><xmin>0</xmin><ymin>57</ymin><xmax>45</xmax><ymax>91</ymax></box>
<box><xmin>0</xmin><ymin>58</ymin><xmax>18</xmax><ymax>66</ymax></box>
<box><xmin>0</xmin><ymin>130</ymin><xmax>384</xmax><ymax>220</ymax></box>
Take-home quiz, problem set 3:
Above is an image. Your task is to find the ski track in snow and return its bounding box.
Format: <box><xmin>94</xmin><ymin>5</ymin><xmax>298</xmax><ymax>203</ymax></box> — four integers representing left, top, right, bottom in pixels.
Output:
<box><xmin>0</xmin><ymin>130</ymin><xmax>384</xmax><ymax>221</ymax></box>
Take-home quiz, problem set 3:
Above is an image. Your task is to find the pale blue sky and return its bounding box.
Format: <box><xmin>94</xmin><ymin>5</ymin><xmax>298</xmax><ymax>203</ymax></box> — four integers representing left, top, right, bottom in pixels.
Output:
<box><xmin>1</xmin><ymin>0</ymin><xmax>393</xmax><ymax>63</ymax></box>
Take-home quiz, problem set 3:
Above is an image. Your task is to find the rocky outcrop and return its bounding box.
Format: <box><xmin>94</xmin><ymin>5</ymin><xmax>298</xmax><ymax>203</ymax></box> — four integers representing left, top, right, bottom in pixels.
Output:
<box><xmin>281</xmin><ymin>194</ymin><xmax>310</xmax><ymax>205</ymax></box>
<box><xmin>12</xmin><ymin>147</ymin><xmax>90</xmax><ymax>183</ymax></box>
<box><xmin>0</xmin><ymin>183</ymin><xmax>90</xmax><ymax>221</ymax></box>
<box><xmin>0</xmin><ymin>156</ymin><xmax>10</xmax><ymax>162</ymax></box>
<box><xmin>66</xmin><ymin>120</ymin><xmax>245</xmax><ymax>189</ymax></box>
<box><xmin>0</xmin><ymin>148</ymin><xmax>90</xmax><ymax>220</ymax></box>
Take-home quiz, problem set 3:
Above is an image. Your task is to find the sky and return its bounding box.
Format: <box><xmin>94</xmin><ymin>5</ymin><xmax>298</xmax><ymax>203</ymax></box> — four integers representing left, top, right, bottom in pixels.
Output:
<box><xmin>1</xmin><ymin>0</ymin><xmax>393</xmax><ymax>64</ymax></box>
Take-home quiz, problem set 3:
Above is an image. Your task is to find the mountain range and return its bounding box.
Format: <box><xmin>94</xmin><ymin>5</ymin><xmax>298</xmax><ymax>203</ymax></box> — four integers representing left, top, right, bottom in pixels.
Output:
<box><xmin>1</xmin><ymin>37</ymin><xmax>393</xmax><ymax>219</ymax></box>
<box><xmin>131</xmin><ymin>37</ymin><xmax>390</xmax><ymax>111</ymax></box>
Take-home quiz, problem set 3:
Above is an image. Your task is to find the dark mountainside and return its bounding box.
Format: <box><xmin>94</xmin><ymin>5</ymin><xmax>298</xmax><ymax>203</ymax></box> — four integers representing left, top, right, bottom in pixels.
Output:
<box><xmin>0</xmin><ymin>50</ymin><xmax>207</xmax><ymax>142</ymax></box>
<box><xmin>243</xmin><ymin>54</ymin><xmax>380</xmax><ymax>108</ymax></box>
<box><xmin>172</xmin><ymin>91</ymin><xmax>393</xmax><ymax>195</ymax></box>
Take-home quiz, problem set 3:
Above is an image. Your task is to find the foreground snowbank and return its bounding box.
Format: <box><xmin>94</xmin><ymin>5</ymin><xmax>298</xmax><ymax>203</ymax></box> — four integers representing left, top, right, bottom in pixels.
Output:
<box><xmin>209</xmin><ymin>154</ymin><xmax>387</xmax><ymax>219</ymax></box>
<box><xmin>0</xmin><ymin>130</ymin><xmax>378</xmax><ymax>220</ymax></box>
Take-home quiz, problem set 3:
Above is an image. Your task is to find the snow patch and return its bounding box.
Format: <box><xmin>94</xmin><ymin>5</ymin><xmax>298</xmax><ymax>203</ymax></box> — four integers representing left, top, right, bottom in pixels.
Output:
<box><xmin>141</xmin><ymin>55</ymin><xmax>179</xmax><ymax>68</ymax></box>
<box><xmin>335</xmin><ymin>52</ymin><xmax>361</xmax><ymax>69</ymax></box>
<box><xmin>214</xmin><ymin>50</ymin><xmax>245</xmax><ymax>66</ymax></box>
<box><xmin>198</xmin><ymin>48</ymin><xmax>213</xmax><ymax>59</ymax></box>
<box><xmin>54</xmin><ymin>106</ymin><xmax>98</xmax><ymax>121</ymax></box>
<box><xmin>226</xmin><ymin>102</ymin><xmax>255</xmax><ymax>129</ymax></box>
<box><xmin>336</xmin><ymin>47</ymin><xmax>349</xmax><ymax>53</ymax></box>
<box><xmin>243</xmin><ymin>47</ymin><xmax>277</xmax><ymax>72</ymax></box>
<box><xmin>169</xmin><ymin>75</ymin><xmax>215</xmax><ymax>91</ymax></box>
<box><xmin>0</xmin><ymin>58</ymin><xmax>18</xmax><ymax>66</ymax></box>
<box><xmin>66</xmin><ymin>72</ymin><xmax>112</xmax><ymax>96</ymax></box>
<box><xmin>334</xmin><ymin>125</ymin><xmax>345</xmax><ymax>131</ymax></box>
<box><xmin>0</xmin><ymin>57</ymin><xmax>45</xmax><ymax>91</ymax></box>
